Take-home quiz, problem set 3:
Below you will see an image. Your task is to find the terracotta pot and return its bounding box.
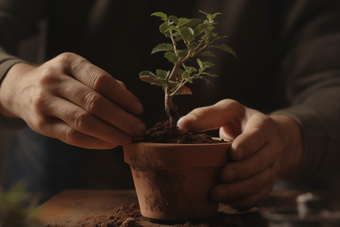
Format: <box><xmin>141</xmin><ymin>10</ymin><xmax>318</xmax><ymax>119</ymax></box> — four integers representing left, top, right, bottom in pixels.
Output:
<box><xmin>123</xmin><ymin>141</ymin><xmax>231</xmax><ymax>221</ymax></box>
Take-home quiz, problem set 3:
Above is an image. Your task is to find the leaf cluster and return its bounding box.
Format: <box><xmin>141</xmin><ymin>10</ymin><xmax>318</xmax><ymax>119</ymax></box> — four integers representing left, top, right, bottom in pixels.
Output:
<box><xmin>0</xmin><ymin>181</ymin><xmax>42</xmax><ymax>227</ymax></box>
<box><xmin>140</xmin><ymin>10</ymin><xmax>236</xmax><ymax>97</ymax></box>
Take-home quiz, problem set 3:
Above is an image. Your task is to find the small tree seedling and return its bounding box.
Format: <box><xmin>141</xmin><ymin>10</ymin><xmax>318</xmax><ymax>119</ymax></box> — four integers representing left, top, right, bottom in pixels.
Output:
<box><xmin>140</xmin><ymin>10</ymin><xmax>236</xmax><ymax>124</ymax></box>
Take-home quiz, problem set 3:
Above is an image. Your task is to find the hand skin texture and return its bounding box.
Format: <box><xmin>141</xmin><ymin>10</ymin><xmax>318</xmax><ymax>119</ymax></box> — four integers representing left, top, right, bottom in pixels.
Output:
<box><xmin>0</xmin><ymin>52</ymin><xmax>146</xmax><ymax>149</ymax></box>
<box><xmin>177</xmin><ymin>99</ymin><xmax>303</xmax><ymax>208</ymax></box>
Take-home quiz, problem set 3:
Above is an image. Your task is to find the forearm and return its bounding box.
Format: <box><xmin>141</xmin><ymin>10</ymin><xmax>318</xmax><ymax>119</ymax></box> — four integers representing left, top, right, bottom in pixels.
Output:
<box><xmin>270</xmin><ymin>114</ymin><xmax>303</xmax><ymax>179</ymax></box>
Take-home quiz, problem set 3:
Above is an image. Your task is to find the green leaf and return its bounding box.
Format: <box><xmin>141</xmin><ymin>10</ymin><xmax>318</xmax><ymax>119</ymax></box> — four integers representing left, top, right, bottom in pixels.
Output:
<box><xmin>194</xmin><ymin>74</ymin><xmax>213</xmax><ymax>84</ymax></box>
<box><xmin>179</xmin><ymin>27</ymin><xmax>194</xmax><ymax>41</ymax></box>
<box><xmin>201</xmin><ymin>34</ymin><xmax>209</xmax><ymax>42</ymax></box>
<box><xmin>188</xmin><ymin>42</ymin><xmax>198</xmax><ymax>50</ymax></box>
<box><xmin>202</xmin><ymin>72</ymin><xmax>218</xmax><ymax>77</ymax></box>
<box><xmin>151</xmin><ymin>43</ymin><xmax>174</xmax><ymax>54</ymax></box>
<box><xmin>208</xmin><ymin>12</ymin><xmax>222</xmax><ymax>20</ymax></box>
<box><xmin>177</xmin><ymin>49</ymin><xmax>188</xmax><ymax>58</ymax></box>
<box><xmin>194</xmin><ymin>23</ymin><xmax>208</xmax><ymax>36</ymax></box>
<box><xmin>186</xmin><ymin>18</ymin><xmax>201</xmax><ymax>28</ymax></box>
<box><xmin>212</xmin><ymin>12</ymin><xmax>222</xmax><ymax>19</ymax></box>
<box><xmin>210</xmin><ymin>44</ymin><xmax>237</xmax><ymax>57</ymax></box>
<box><xmin>203</xmin><ymin>61</ymin><xmax>215</xmax><ymax>67</ymax></box>
<box><xmin>174</xmin><ymin>32</ymin><xmax>183</xmax><ymax>41</ymax></box>
<box><xmin>197</xmin><ymin>58</ymin><xmax>203</xmax><ymax>69</ymax></box>
<box><xmin>168</xmin><ymin>15</ymin><xmax>179</xmax><ymax>24</ymax></box>
<box><xmin>139</xmin><ymin>71</ymin><xmax>157</xmax><ymax>78</ymax></box>
<box><xmin>188</xmin><ymin>27</ymin><xmax>195</xmax><ymax>36</ymax></box>
<box><xmin>164</xmin><ymin>25</ymin><xmax>177</xmax><ymax>33</ymax></box>
<box><xmin>211</xmin><ymin>35</ymin><xmax>228</xmax><ymax>42</ymax></box>
<box><xmin>187</xmin><ymin>66</ymin><xmax>198</xmax><ymax>73</ymax></box>
<box><xmin>199</xmin><ymin>51</ymin><xmax>217</xmax><ymax>57</ymax></box>
<box><xmin>177</xmin><ymin>18</ymin><xmax>191</xmax><ymax>27</ymax></box>
<box><xmin>164</xmin><ymin>51</ymin><xmax>178</xmax><ymax>63</ymax></box>
<box><xmin>156</xmin><ymin>69</ymin><xmax>169</xmax><ymax>79</ymax></box>
<box><xmin>200</xmin><ymin>76</ymin><xmax>213</xmax><ymax>85</ymax></box>
<box><xmin>151</xmin><ymin>12</ymin><xmax>167</xmax><ymax>19</ymax></box>
<box><xmin>182</xmin><ymin>71</ymin><xmax>193</xmax><ymax>83</ymax></box>
<box><xmin>199</xmin><ymin>10</ymin><xmax>208</xmax><ymax>16</ymax></box>
<box><xmin>159</xmin><ymin>22</ymin><xmax>170</xmax><ymax>34</ymax></box>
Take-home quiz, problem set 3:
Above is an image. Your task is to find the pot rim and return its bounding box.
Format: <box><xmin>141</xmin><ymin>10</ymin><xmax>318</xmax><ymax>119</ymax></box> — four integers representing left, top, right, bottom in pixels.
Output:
<box><xmin>124</xmin><ymin>140</ymin><xmax>231</xmax><ymax>168</ymax></box>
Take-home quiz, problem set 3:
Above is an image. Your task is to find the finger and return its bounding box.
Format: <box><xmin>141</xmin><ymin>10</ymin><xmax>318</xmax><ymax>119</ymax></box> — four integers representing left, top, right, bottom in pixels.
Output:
<box><xmin>55</xmin><ymin>75</ymin><xmax>146</xmax><ymax>138</ymax></box>
<box><xmin>221</xmin><ymin>140</ymin><xmax>282</xmax><ymax>182</ymax></box>
<box><xmin>230</xmin><ymin>113</ymin><xmax>277</xmax><ymax>161</ymax></box>
<box><xmin>177</xmin><ymin>99</ymin><xmax>245</xmax><ymax>136</ymax></box>
<box><xmin>211</xmin><ymin>164</ymin><xmax>278</xmax><ymax>204</ymax></box>
<box><xmin>31</xmin><ymin>117</ymin><xmax>117</xmax><ymax>149</ymax></box>
<box><xmin>40</xmin><ymin>95</ymin><xmax>135</xmax><ymax>145</ymax></box>
<box><xmin>229</xmin><ymin>180</ymin><xmax>275</xmax><ymax>208</ymax></box>
<box><xmin>56</xmin><ymin>52</ymin><xmax>143</xmax><ymax>115</ymax></box>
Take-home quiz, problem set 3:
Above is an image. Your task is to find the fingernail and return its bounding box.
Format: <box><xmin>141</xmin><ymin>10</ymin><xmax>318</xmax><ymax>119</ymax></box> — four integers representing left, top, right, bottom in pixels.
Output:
<box><xmin>129</xmin><ymin>101</ymin><xmax>143</xmax><ymax>115</ymax></box>
<box><xmin>177</xmin><ymin>117</ymin><xmax>184</xmax><ymax>128</ymax></box>
<box><xmin>218</xmin><ymin>188</ymin><xmax>228</xmax><ymax>201</ymax></box>
<box><xmin>133</xmin><ymin>122</ymin><xmax>146</xmax><ymax>137</ymax></box>
<box><xmin>177</xmin><ymin>115</ymin><xmax>196</xmax><ymax>128</ymax></box>
<box><xmin>237</xmin><ymin>147</ymin><xmax>244</xmax><ymax>160</ymax></box>
<box><xmin>226</xmin><ymin>169</ymin><xmax>237</xmax><ymax>181</ymax></box>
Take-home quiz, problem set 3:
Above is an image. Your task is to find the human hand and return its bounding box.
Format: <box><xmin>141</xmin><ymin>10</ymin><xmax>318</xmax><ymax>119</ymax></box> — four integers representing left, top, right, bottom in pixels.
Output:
<box><xmin>177</xmin><ymin>99</ymin><xmax>303</xmax><ymax>207</ymax></box>
<box><xmin>0</xmin><ymin>52</ymin><xmax>146</xmax><ymax>149</ymax></box>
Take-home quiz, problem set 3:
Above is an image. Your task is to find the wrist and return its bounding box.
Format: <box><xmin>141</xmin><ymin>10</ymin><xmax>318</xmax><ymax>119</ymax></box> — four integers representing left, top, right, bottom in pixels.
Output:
<box><xmin>0</xmin><ymin>63</ymin><xmax>36</xmax><ymax>118</ymax></box>
<box><xmin>270</xmin><ymin>114</ymin><xmax>304</xmax><ymax>179</ymax></box>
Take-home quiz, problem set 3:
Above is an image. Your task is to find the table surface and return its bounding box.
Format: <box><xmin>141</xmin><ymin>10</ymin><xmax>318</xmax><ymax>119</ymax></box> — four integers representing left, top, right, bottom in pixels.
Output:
<box><xmin>38</xmin><ymin>189</ymin><xmax>335</xmax><ymax>227</ymax></box>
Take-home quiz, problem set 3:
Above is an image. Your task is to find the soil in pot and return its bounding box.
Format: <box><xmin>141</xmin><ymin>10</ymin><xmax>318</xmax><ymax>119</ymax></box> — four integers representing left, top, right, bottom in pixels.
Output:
<box><xmin>124</xmin><ymin>120</ymin><xmax>231</xmax><ymax>221</ymax></box>
<box><xmin>135</xmin><ymin>120</ymin><xmax>227</xmax><ymax>144</ymax></box>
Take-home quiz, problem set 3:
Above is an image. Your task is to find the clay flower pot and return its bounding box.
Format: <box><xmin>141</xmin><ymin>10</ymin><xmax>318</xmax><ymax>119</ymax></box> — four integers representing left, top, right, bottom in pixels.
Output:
<box><xmin>123</xmin><ymin>141</ymin><xmax>231</xmax><ymax>221</ymax></box>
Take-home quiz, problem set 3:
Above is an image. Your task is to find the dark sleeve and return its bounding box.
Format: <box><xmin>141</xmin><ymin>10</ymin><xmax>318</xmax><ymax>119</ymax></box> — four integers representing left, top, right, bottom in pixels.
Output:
<box><xmin>273</xmin><ymin>0</ymin><xmax>340</xmax><ymax>179</ymax></box>
<box><xmin>0</xmin><ymin>0</ymin><xmax>46</xmax><ymax>129</ymax></box>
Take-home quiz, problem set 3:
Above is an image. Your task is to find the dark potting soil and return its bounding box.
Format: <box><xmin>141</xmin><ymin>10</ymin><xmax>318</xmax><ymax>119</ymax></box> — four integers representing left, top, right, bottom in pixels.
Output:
<box><xmin>136</xmin><ymin>120</ymin><xmax>226</xmax><ymax>144</ymax></box>
<box><xmin>76</xmin><ymin>203</ymin><xmax>244</xmax><ymax>227</ymax></box>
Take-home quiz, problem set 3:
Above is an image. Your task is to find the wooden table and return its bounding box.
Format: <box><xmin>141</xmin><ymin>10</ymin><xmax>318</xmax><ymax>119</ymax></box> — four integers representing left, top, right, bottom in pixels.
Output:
<box><xmin>38</xmin><ymin>189</ymin><xmax>328</xmax><ymax>227</ymax></box>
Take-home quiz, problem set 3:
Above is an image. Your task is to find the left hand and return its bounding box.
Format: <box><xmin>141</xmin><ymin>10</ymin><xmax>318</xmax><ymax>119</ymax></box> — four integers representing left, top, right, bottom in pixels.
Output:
<box><xmin>177</xmin><ymin>99</ymin><xmax>303</xmax><ymax>207</ymax></box>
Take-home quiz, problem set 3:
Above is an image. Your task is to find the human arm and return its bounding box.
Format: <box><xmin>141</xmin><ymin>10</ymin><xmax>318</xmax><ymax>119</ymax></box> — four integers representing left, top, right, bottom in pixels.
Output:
<box><xmin>177</xmin><ymin>0</ymin><xmax>340</xmax><ymax>207</ymax></box>
<box><xmin>0</xmin><ymin>1</ymin><xmax>146</xmax><ymax>149</ymax></box>
<box><xmin>0</xmin><ymin>0</ymin><xmax>45</xmax><ymax>128</ymax></box>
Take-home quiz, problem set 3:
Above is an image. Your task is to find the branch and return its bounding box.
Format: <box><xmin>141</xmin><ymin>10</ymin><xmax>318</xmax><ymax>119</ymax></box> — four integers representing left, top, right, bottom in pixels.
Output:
<box><xmin>177</xmin><ymin>29</ymin><xmax>189</xmax><ymax>47</ymax></box>
<box><xmin>169</xmin><ymin>30</ymin><xmax>178</xmax><ymax>54</ymax></box>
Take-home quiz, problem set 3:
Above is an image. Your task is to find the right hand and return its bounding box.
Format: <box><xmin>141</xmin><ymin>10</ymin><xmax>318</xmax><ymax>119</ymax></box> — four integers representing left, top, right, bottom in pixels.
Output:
<box><xmin>0</xmin><ymin>52</ymin><xmax>146</xmax><ymax>149</ymax></box>
<box><xmin>177</xmin><ymin>99</ymin><xmax>303</xmax><ymax>207</ymax></box>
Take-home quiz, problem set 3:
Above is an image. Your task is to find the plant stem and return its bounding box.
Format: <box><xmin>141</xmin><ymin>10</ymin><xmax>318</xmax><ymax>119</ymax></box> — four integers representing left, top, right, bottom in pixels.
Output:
<box><xmin>165</xmin><ymin>87</ymin><xmax>179</xmax><ymax>124</ymax></box>
<box><xmin>169</xmin><ymin>30</ymin><xmax>178</xmax><ymax>54</ymax></box>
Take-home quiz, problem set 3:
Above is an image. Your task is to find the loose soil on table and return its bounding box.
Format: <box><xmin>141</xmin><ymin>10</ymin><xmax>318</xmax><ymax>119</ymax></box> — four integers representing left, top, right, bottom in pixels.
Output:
<box><xmin>136</xmin><ymin>120</ymin><xmax>226</xmax><ymax>144</ymax></box>
<box><xmin>75</xmin><ymin>203</ymin><xmax>243</xmax><ymax>227</ymax></box>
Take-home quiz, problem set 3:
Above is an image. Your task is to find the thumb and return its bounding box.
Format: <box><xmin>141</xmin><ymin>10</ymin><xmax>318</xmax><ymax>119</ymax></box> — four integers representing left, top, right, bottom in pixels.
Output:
<box><xmin>177</xmin><ymin>99</ymin><xmax>246</xmax><ymax>135</ymax></box>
